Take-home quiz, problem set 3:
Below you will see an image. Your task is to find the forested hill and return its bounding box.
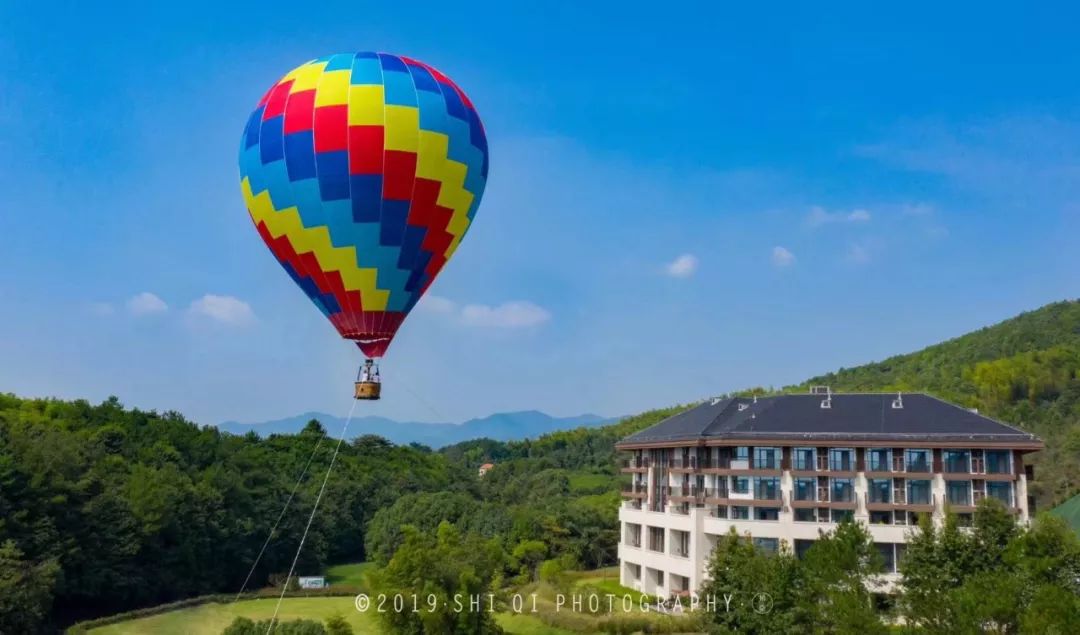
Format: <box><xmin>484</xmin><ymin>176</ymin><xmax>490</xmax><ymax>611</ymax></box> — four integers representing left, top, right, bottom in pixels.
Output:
<box><xmin>790</xmin><ymin>300</ymin><xmax>1080</xmax><ymax>508</ymax></box>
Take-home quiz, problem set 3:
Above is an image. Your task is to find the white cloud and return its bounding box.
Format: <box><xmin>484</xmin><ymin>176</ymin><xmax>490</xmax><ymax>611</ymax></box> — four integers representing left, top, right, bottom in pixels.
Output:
<box><xmin>127</xmin><ymin>292</ymin><xmax>168</xmax><ymax>316</ymax></box>
<box><xmin>417</xmin><ymin>294</ymin><xmax>457</xmax><ymax>314</ymax></box>
<box><xmin>187</xmin><ymin>294</ymin><xmax>255</xmax><ymax>326</ymax></box>
<box><xmin>846</xmin><ymin>243</ymin><xmax>872</xmax><ymax>264</ymax></box>
<box><xmin>806</xmin><ymin>206</ymin><xmax>872</xmax><ymax>226</ymax></box>
<box><xmin>665</xmin><ymin>254</ymin><xmax>699</xmax><ymax>278</ymax></box>
<box><xmin>771</xmin><ymin>246</ymin><xmax>796</xmax><ymax>268</ymax></box>
<box><xmin>460</xmin><ymin>301</ymin><xmax>551</xmax><ymax>328</ymax></box>
<box><xmin>89</xmin><ymin>302</ymin><xmax>115</xmax><ymax>316</ymax></box>
<box><xmin>900</xmin><ymin>202</ymin><xmax>935</xmax><ymax>216</ymax></box>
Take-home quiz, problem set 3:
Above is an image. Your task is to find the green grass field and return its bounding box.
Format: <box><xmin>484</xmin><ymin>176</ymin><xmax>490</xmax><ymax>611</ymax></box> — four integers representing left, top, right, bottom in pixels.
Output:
<box><xmin>325</xmin><ymin>561</ymin><xmax>376</xmax><ymax>588</ymax></box>
<box><xmin>88</xmin><ymin>597</ymin><xmax>378</xmax><ymax>635</ymax></box>
<box><xmin>1050</xmin><ymin>492</ymin><xmax>1080</xmax><ymax>535</ymax></box>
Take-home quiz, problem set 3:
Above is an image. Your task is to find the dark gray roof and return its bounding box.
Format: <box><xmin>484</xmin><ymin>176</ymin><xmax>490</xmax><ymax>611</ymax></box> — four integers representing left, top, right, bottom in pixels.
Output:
<box><xmin>618</xmin><ymin>393</ymin><xmax>1042</xmax><ymax>446</ymax></box>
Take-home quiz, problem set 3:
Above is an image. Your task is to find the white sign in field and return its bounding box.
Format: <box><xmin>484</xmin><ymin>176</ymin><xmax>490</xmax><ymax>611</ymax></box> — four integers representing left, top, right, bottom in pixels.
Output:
<box><xmin>297</xmin><ymin>576</ymin><xmax>327</xmax><ymax>589</ymax></box>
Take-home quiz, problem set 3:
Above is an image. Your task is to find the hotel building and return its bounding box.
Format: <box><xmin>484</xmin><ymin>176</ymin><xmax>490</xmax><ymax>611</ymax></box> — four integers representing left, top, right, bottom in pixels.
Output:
<box><xmin>615</xmin><ymin>391</ymin><xmax>1043</xmax><ymax>597</ymax></box>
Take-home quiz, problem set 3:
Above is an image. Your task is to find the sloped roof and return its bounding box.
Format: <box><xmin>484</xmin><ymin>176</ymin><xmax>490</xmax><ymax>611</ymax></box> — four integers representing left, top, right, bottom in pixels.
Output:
<box><xmin>617</xmin><ymin>393</ymin><xmax>1042</xmax><ymax>447</ymax></box>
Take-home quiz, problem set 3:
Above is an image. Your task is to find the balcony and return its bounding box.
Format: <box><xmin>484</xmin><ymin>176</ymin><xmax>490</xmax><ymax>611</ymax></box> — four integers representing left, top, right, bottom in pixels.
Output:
<box><xmin>620</xmin><ymin>457</ymin><xmax>650</xmax><ymax>472</ymax></box>
<box><xmin>669</xmin><ymin>485</ymin><xmax>697</xmax><ymax>502</ymax></box>
<box><xmin>668</xmin><ymin>456</ymin><xmax>699</xmax><ymax>472</ymax></box>
<box><xmin>620</xmin><ymin>483</ymin><xmax>648</xmax><ymax>499</ymax></box>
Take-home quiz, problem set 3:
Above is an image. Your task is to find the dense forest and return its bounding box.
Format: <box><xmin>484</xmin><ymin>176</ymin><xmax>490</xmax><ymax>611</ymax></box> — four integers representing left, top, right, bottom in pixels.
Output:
<box><xmin>2</xmin><ymin>299</ymin><xmax>1079</xmax><ymax>632</ymax></box>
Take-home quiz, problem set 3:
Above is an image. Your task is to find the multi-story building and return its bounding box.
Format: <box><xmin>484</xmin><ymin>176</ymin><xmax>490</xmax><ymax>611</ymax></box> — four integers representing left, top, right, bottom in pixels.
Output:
<box><xmin>615</xmin><ymin>390</ymin><xmax>1043</xmax><ymax>597</ymax></box>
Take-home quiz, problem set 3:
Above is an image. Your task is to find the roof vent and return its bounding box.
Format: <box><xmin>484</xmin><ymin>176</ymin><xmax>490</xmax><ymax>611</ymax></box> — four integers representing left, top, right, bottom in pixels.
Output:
<box><xmin>892</xmin><ymin>392</ymin><xmax>904</xmax><ymax>409</ymax></box>
<box><xmin>820</xmin><ymin>396</ymin><xmax>832</xmax><ymax>409</ymax></box>
<box><xmin>969</xmin><ymin>407</ymin><xmax>979</xmax><ymax>414</ymax></box>
<box><xmin>710</xmin><ymin>397</ymin><xmax>722</xmax><ymax>406</ymax></box>
<box><xmin>753</xmin><ymin>395</ymin><xmax>758</xmax><ymax>404</ymax></box>
<box><xmin>810</xmin><ymin>385</ymin><xmax>831</xmax><ymax>395</ymax></box>
<box><xmin>738</xmin><ymin>403</ymin><xmax>749</xmax><ymax>412</ymax></box>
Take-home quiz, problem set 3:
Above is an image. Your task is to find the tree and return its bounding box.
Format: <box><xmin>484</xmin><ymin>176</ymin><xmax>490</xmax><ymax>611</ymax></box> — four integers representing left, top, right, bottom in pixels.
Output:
<box><xmin>0</xmin><ymin>540</ymin><xmax>59</xmax><ymax>634</ymax></box>
<box><xmin>324</xmin><ymin>613</ymin><xmax>353</xmax><ymax>635</ymax></box>
<box><xmin>699</xmin><ymin>528</ymin><xmax>801</xmax><ymax>634</ymax></box>
<box><xmin>511</xmin><ymin>540</ymin><xmax>548</xmax><ymax>582</ymax></box>
<box><xmin>797</xmin><ymin>519</ymin><xmax>886</xmax><ymax>634</ymax></box>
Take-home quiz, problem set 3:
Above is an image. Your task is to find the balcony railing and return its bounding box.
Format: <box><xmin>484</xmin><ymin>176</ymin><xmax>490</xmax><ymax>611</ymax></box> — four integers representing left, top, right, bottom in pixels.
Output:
<box><xmin>621</xmin><ymin>457</ymin><xmax>650</xmax><ymax>469</ymax></box>
<box><xmin>668</xmin><ymin>457</ymin><xmax>698</xmax><ymax>470</ymax></box>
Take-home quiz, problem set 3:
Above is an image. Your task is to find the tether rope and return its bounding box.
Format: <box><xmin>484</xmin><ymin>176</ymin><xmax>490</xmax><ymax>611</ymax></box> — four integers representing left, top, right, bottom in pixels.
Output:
<box><xmin>266</xmin><ymin>398</ymin><xmax>359</xmax><ymax>634</ymax></box>
<box><xmin>234</xmin><ymin>432</ymin><xmax>327</xmax><ymax>601</ymax></box>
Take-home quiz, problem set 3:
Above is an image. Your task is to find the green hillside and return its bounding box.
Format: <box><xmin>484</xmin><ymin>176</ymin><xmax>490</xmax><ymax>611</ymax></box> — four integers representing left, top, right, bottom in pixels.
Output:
<box><xmin>791</xmin><ymin>300</ymin><xmax>1080</xmax><ymax>509</ymax></box>
<box><xmin>1051</xmin><ymin>493</ymin><xmax>1080</xmax><ymax>534</ymax></box>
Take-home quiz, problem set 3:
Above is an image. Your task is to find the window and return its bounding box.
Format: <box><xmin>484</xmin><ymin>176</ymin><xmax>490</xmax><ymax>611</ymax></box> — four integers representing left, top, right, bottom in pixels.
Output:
<box><xmin>876</xmin><ymin>543</ymin><xmax>897</xmax><ymax>573</ymax></box>
<box><xmin>731</xmin><ymin>506</ymin><xmax>750</xmax><ymax>520</ymax></box>
<box><xmin>794</xmin><ymin>477</ymin><xmax>816</xmax><ymax>501</ymax></box>
<box><xmin>753</xmin><ymin>537</ymin><xmax>779</xmax><ymax>554</ymax></box>
<box><xmin>711</xmin><ymin>505</ymin><xmax>728</xmax><ymax>519</ymax></box>
<box><xmin>831</xmin><ymin>509</ymin><xmax>854</xmax><ymax>523</ymax></box>
<box><xmin>987</xmin><ymin>481</ymin><xmax>1013</xmax><ymax>507</ymax></box>
<box><xmin>794</xmin><ymin>539</ymin><xmax>815</xmax><ymax>559</ymax></box>
<box><xmin>831</xmin><ymin>478</ymin><xmax>854</xmax><ymax>503</ymax></box>
<box><xmin>943</xmin><ymin>450</ymin><xmax>971</xmax><ymax>473</ymax></box>
<box><xmin>908</xmin><ymin>479</ymin><xmax>931</xmax><ymax>505</ymax></box>
<box><xmin>754</xmin><ymin>477</ymin><xmax>780</xmax><ymax>500</ymax></box>
<box><xmin>671</xmin><ymin>530</ymin><xmax>690</xmax><ymax>557</ymax></box>
<box><xmin>870</xmin><ymin>511</ymin><xmax>892</xmax><ymax>525</ymax></box>
<box><xmin>753</xmin><ymin>447</ymin><xmax>780</xmax><ymax>470</ymax></box>
<box><xmin>868</xmin><ymin>478</ymin><xmax>891</xmax><ymax>503</ymax></box>
<box><xmin>794</xmin><ymin>508</ymin><xmax>816</xmax><ymax>522</ymax></box>
<box><xmin>735</xmin><ymin>446</ymin><xmax>750</xmax><ymax>461</ymax></box>
<box><xmin>647</xmin><ymin>526</ymin><xmax>665</xmax><ymax>552</ymax></box>
<box><xmin>986</xmin><ymin>450</ymin><xmax>1011</xmax><ymax>474</ymax></box>
<box><xmin>867</xmin><ymin>448</ymin><xmax>891</xmax><ymax>472</ymax></box>
<box><xmin>829</xmin><ymin>448</ymin><xmax>855</xmax><ymax>471</ymax></box>
<box><xmin>624</xmin><ymin>523</ymin><xmax>642</xmax><ymax>547</ymax></box>
<box><xmin>947</xmin><ymin>480</ymin><xmax>972</xmax><ymax>506</ymax></box>
<box><xmin>906</xmin><ymin>449</ymin><xmax>931</xmax><ymax>472</ymax></box>
<box><xmin>733</xmin><ymin>476</ymin><xmax>750</xmax><ymax>494</ymax></box>
<box><xmin>754</xmin><ymin>507</ymin><xmax>780</xmax><ymax>521</ymax></box>
<box><xmin>793</xmin><ymin>447</ymin><xmax>816</xmax><ymax>471</ymax></box>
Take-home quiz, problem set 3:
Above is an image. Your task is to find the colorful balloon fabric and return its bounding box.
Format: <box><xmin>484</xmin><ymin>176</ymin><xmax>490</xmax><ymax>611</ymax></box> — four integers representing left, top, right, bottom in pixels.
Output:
<box><xmin>239</xmin><ymin>52</ymin><xmax>488</xmax><ymax>358</ymax></box>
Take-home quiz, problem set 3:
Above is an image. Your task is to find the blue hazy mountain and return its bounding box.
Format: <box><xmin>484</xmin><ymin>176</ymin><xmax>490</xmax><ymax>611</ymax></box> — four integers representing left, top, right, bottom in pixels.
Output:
<box><xmin>216</xmin><ymin>410</ymin><xmax>617</xmax><ymax>447</ymax></box>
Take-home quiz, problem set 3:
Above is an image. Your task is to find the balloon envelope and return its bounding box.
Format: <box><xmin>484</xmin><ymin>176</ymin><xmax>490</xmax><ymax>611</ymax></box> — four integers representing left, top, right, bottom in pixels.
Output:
<box><xmin>239</xmin><ymin>52</ymin><xmax>488</xmax><ymax>357</ymax></box>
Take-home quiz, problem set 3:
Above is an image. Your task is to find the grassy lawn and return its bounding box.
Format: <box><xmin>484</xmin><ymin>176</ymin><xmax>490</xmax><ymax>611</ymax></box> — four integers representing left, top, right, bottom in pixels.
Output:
<box><xmin>325</xmin><ymin>561</ymin><xmax>376</xmax><ymax>588</ymax></box>
<box><xmin>495</xmin><ymin>612</ymin><xmax>579</xmax><ymax>634</ymax></box>
<box><xmin>567</xmin><ymin>472</ymin><xmax>615</xmax><ymax>494</ymax></box>
<box><xmin>89</xmin><ymin>597</ymin><xmax>379</xmax><ymax>635</ymax></box>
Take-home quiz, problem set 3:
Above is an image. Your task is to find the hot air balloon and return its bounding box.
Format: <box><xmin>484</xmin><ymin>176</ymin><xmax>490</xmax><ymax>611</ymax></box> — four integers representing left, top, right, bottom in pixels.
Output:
<box><xmin>239</xmin><ymin>52</ymin><xmax>488</xmax><ymax>400</ymax></box>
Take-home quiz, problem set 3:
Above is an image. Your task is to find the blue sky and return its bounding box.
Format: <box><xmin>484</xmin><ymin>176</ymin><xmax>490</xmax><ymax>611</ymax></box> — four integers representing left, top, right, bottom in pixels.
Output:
<box><xmin>2</xmin><ymin>2</ymin><xmax>1078</xmax><ymax>425</ymax></box>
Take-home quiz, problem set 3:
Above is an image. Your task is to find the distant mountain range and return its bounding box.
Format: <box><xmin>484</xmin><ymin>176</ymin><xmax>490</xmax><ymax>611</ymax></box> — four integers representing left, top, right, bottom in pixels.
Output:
<box><xmin>216</xmin><ymin>409</ymin><xmax>619</xmax><ymax>447</ymax></box>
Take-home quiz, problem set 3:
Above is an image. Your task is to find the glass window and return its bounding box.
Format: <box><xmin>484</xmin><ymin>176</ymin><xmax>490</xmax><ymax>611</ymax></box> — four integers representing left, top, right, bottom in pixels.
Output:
<box><xmin>987</xmin><ymin>481</ymin><xmax>1013</xmax><ymax>507</ymax></box>
<box><xmin>794</xmin><ymin>477</ymin><xmax>816</xmax><ymax>501</ymax></box>
<box><xmin>867</xmin><ymin>448</ymin><xmax>891</xmax><ymax>472</ymax></box>
<box><xmin>831</xmin><ymin>478</ymin><xmax>854</xmax><ymax>503</ymax></box>
<box><xmin>735</xmin><ymin>446</ymin><xmax>750</xmax><ymax>461</ymax></box>
<box><xmin>647</xmin><ymin>527</ymin><xmax>665</xmax><ymax>552</ymax></box>
<box><xmin>986</xmin><ymin>450</ymin><xmax>1011</xmax><ymax>474</ymax></box>
<box><xmin>831</xmin><ymin>509</ymin><xmax>854</xmax><ymax>523</ymax></box>
<box><xmin>829</xmin><ymin>448</ymin><xmax>854</xmax><ymax>471</ymax></box>
<box><xmin>794</xmin><ymin>508</ymin><xmax>816</xmax><ymax>522</ymax></box>
<box><xmin>868</xmin><ymin>478</ymin><xmax>891</xmax><ymax>503</ymax></box>
<box><xmin>907</xmin><ymin>479</ymin><xmax>931</xmax><ymax>505</ymax></box>
<box><xmin>731</xmin><ymin>505</ymin><xmax>750</xmax><ymax>520</ymax></box>
<box><xmin>711</xmin><ymin>505</ymin><xmax>728</xmax><ymax>519</ymax></box>
<box><xmin>947</xmin><ymin>480</ymin><xmax>971</xmax><ymax>506</ymax></box>
<box><xmin>753</xmin><ymin>447</ymin><xmax>780</xmax><ymax>469</ymax></box>
<box><xmin>794</xmin><ymin>539</ymin><xmax>815</xmax><ymax>559</ymax></box>
<box><xmin>753</xmin><ymin>537</ymin><xmax>779</xmax><ymax>554</ymax></box>
<box><xmin>754</xmin><ymin>477</ymin><xmax>780</xmax><ymax>500</ymax></box>
<box><xmin>733</xmin><ymin>476</ymin><xmax>750</xmax><ymax>494</ymax></box>
<box><xmin>943</xmin><ymin>450</ymin><xmax>971</xmax><ymax>473</ymax></box>
<box><xmin>870</xmin><ymin>511</ymin><xmax>892</xmax><ymax>525</ymax></box>
<box><xmin>876</xmin><ymin>543</ymin><xmax>897</xmax><ymax>573</ymax></box>
<box><xmin>754</xmin><ymin>507</ymin><xmax>780</xmax><ymax>521</ymax></box>
<box><xmin>793</xmin><ymin>447</ymin><xmax>816</xmax><ymax>471</ymax></box>
<box><xmin>905</xmin><ymin>449</ymin><xmax>931</xmax><ymax>472</ymax></box>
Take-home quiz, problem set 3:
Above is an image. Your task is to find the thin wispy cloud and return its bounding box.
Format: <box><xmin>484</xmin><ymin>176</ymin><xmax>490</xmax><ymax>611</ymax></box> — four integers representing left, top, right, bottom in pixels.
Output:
<box><xmin>771</xmin><ymin>246</ymin><xmax>796</xmax><ymax>268</ymax></box>
<box><xmin>187</xmin><ymin>294</ymin><xmax>255</xmax><ymax>326</ymax></box>
<box><xmin>846</xmin><ymin>243</ymin><xmax>872</xmax><ymax>264</ymax></box>
<box><xmin>806</xmin><ymin>206</ymin><xmax>872</xmax><ymax>227</ymax></box>
<box><xmin>665</xmin><ymin>254</ymin><xmax>699</xmax><ymax>278</ymax></box>
<box><xmin>460</xmin><ymin>301</ymin><xmax>551</xmax><ymax>328</ymax></box>
<box><xmin>126</xmin><ymin>292</ymin><xmax>167</xmax><ymax>316</ymax></box>
<box><xmin>417</xmin><ymin>294</ymin><xmax>457</xmax><ymax>314</ymax></box>
<box><xmin>89</xmin><ymin>302</ymin><xmax>115</xmax><ymax>316</ymax></box>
